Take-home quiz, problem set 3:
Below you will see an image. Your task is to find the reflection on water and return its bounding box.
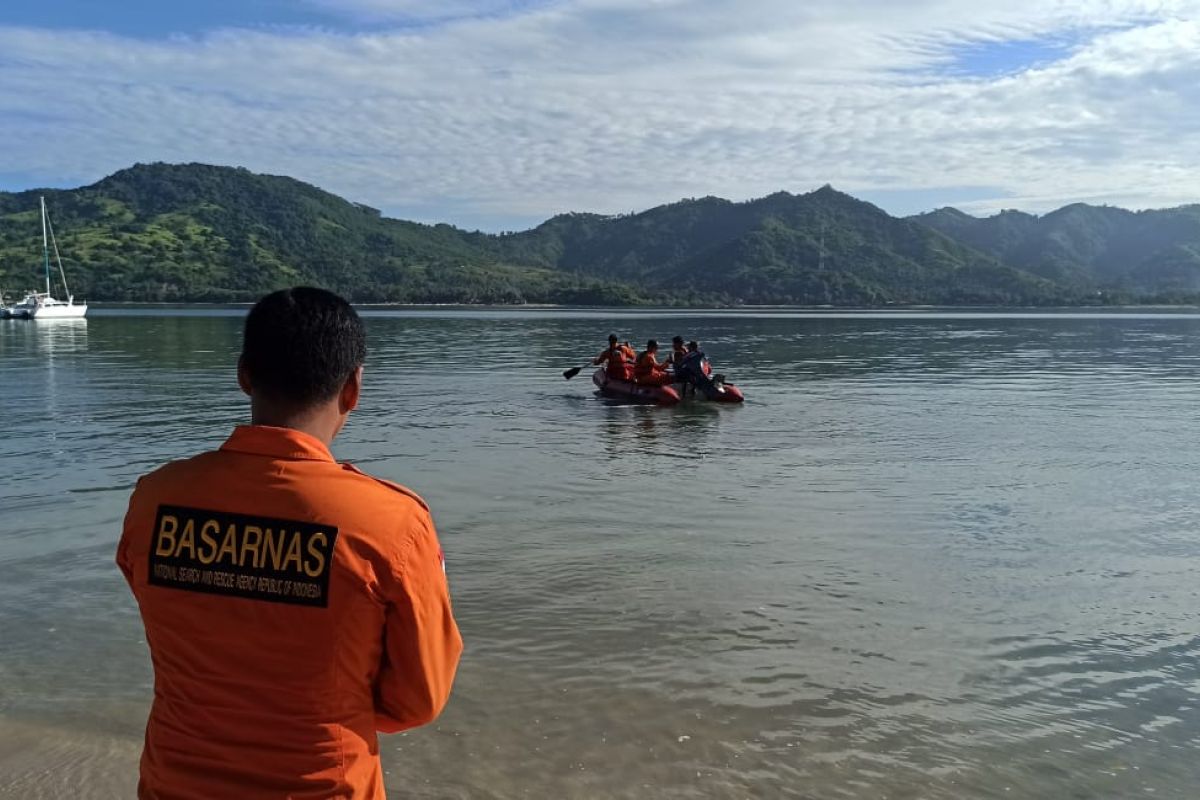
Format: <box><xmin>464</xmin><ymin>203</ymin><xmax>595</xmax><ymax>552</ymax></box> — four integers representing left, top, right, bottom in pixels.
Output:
<box><xmin>3</xmin><ymin>309</ymin><xmax>1200</xmax><ymax>798</ymax></box>
<box><xmin>597</xmin><ymin>404</ymin><xmax>722</xmax><ymax>462</ymax></box>
<box><xmin>20</xmin><ymin>318</ymin><xmax>90</xmax><ymax>354</ymax></box>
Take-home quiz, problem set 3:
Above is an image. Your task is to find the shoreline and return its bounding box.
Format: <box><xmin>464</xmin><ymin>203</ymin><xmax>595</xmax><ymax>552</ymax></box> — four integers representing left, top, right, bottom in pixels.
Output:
<box><xmin>55</xmin><ymin>300</ymin><xmax>1200</xmax><ymax>312</ymax></box>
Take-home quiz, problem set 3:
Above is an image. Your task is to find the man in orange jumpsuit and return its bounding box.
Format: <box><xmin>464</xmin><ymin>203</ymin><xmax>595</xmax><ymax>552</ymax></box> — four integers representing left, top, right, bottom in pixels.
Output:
<box><xmin>594</xmin><ymin>333</ymin><xmax>635</xmax><ymax>380</ymax></box>
<box><xmin>117</xmin><ymin>287</ymin><xmax>463</xmax><ymax>799</ymax></box>
<box><xmin>634</xmin><ymin>339</ymin><xmax>674</xmax><ymax>386</ymax></box>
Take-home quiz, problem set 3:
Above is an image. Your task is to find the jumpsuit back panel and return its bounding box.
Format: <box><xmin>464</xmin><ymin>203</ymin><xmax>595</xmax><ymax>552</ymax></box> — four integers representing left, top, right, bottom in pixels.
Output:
<box><xmin>118</xmin><ymin>425</ymin><xmax>462</xmax><ymax>800</ymax></box>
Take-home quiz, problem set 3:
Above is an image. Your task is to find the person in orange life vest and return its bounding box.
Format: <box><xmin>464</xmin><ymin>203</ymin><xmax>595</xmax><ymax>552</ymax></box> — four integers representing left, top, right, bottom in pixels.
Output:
<box><xmin>116</xmin><ymin>287</ymin><xmax>462</xmax><ymax>800</ymax></box>
<box><xmin>634</xmin><ymin>339</ymin><xmax>674</xmax><ymax>386</ymax></box>
<box><xmin>594</xmin><ymin>333</ymin><xmax>634</xmax><ymax>380</ymax></box>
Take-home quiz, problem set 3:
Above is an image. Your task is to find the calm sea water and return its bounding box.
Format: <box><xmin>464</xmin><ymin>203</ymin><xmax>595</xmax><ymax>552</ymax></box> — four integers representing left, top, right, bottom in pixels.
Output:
<box><xmin>2</xmin><ymin>308</ymin><xmax>1200</xmax><ymax>798</ymax></box>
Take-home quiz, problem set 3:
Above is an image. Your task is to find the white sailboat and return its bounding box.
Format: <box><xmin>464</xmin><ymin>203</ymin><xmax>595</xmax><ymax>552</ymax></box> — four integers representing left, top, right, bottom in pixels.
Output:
<box><xmin>3</xmin><ymin>197</ymin><xmax>87</xmax><ymax>319</ymax></box>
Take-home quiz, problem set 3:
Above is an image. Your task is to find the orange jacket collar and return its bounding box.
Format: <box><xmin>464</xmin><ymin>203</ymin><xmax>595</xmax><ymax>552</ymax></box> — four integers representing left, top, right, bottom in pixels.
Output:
<box><xmin>219</xmin><ymin>425</ymin><xmax>335</xmax><ymax>462</ymax></box>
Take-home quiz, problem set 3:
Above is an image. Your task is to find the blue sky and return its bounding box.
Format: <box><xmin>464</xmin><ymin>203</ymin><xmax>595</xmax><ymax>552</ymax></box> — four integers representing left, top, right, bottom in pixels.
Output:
<box><xmin>0</xmin><ymin>0</ymin><xmax>551</xmax><ymax>36</ymax></box>
<box><xmin>4</xmin><ymin>1</ymin><xmax>328</xmax><ymax>37</ymax></box>
<box><xmin>946</xmin><ymin>37</ymin><xmax>1080</xmax><ymax>78</ymax></box>
<box><xmin>1</xmin><ymin>1</ymin><xmax>1197</xmax><ymax>230</ymax></box>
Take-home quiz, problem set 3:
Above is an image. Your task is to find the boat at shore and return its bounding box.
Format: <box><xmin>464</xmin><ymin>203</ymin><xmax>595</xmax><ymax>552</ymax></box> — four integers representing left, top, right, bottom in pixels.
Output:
<box><xmin>2</xmin><ymin>197</ymin><xmax>87</xmax><ymax>320</ymax></box>
<box><xmin>3</xmin><ymin>290</ymin><xmax>87</xmax><ymax>319</ymax></box>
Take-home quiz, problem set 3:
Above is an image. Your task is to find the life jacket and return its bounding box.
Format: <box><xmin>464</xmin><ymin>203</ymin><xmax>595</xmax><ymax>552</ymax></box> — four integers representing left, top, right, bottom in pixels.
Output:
<box><xmin>634</xmin><ymin>351</ymin><xmax>665</xmax><ymax>380</ymax></box>
<box><xmin>603</xmin><ymin>346</ymin><xmax>632</xmax><ymax>380</ymax></box>
<box><xmin>680</xmin><ymin>351</ymin><xmax>709</xmax><ymax>381</ymax></box>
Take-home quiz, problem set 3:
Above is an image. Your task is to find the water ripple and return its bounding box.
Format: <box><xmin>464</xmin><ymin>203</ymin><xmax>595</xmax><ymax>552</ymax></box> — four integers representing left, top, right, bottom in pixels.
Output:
<box><xmin>4</xmin><ymin>310</ymin><xmax>1200</xmax><ymax>797</ymax></box>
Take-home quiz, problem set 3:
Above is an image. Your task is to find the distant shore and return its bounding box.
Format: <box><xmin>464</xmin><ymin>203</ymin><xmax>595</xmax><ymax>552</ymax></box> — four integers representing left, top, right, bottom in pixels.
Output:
<box><xmin>70</xmin><ymin>301</ymin><xmax>1200</xmax><ymax>313</ymax></box>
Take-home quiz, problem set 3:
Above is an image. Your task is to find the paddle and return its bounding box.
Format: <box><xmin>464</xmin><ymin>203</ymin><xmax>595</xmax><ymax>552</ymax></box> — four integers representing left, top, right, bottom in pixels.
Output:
<box><xmin>562</xmin><ymin>365</ymin><xmax>587</xmax><ymax>379</ymax></box>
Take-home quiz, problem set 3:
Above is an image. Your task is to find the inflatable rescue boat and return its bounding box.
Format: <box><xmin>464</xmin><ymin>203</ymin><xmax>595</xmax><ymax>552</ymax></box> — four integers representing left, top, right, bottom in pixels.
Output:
<box><xmin>593</xmin><ymin>369</ymin><xmax>681</xmax><ymax>405</ymax></box>
<box><xmin>591</xmin><ymin>369</ymin><xmax>745</xmax><ymax>405</ymax></box>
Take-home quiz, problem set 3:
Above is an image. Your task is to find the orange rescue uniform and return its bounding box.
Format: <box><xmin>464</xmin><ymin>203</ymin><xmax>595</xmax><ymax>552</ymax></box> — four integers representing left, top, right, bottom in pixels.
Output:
<box><xmin>117</xmin><ymin>425</ymin><xmax>463</xmax><ymax>800</ymax></box>
<box><xmin>634</xmin><ymin>351</ymin><xmax>673</xmax><ymax>386</ymax></box>
<box><xmin>595</xmin><ymin>346</ymin><xmax>634</xmax><ymax>380</ymax></box>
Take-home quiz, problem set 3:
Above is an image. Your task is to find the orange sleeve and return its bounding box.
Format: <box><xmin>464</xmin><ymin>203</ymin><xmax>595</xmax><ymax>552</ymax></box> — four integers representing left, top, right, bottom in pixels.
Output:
<box><xmin>116</xmin><ymin>479</ymin><xmax>143</xmax><ymax>590</ymax></box>
<box><xmin>375</xmin><ymin>510</ymin><xmax>463</xmax><ymax>733</ymax></box>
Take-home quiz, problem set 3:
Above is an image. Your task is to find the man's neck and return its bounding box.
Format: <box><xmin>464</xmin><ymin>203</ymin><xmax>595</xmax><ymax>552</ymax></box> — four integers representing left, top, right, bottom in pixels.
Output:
<box><xmin>250</xmin><ymin>404</ymin><xmax>342</xmax><ymax>447</ymax></box>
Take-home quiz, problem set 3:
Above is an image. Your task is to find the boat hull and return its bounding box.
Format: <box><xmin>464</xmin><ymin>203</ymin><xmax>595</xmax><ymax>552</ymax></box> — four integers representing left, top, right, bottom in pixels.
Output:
<box><xmin>590</xmin><ymin>369</ymin><xmax>745</xmax><ymax>404</ymax></box>
<box><xmin>28</xmin><ymin>303</ymin><xmax>87</xmax><ymax>319</ymax></box>
<box><xmin>592</xmin><ymin>369</ymin><xmax>681</xmax><ymax>405</ymax></box>
<box><xmin>680</xmin><ymin>380</ymin><xmax>745</xmax><ymax>403</ymax></box>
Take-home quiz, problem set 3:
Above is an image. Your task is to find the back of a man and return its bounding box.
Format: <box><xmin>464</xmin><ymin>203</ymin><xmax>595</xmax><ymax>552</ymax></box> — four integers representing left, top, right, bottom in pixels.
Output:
<box><xmin>117</xmin><ymin>287</ymin><xmax>462</xmax><ymax>799</ymax></box>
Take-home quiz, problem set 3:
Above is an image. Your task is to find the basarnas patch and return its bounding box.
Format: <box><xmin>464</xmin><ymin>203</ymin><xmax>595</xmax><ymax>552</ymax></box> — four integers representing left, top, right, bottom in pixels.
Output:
<box><xmin>148</xmin><ymin>505</ymin><xmax>338</xmax><ymax>607</ymax></box>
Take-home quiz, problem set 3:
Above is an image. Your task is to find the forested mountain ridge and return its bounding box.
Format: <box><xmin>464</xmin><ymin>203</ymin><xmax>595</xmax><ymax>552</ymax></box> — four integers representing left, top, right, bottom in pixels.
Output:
<box><xmin>911</xmin><ymin>203</ymin><xmax>1200</xmax><ymax>297</ymax></box>
<box><xmin>0</xmin><ymin>163</ymin><xmax>643</xmax><ymax>304</ymax></box>
<box><xmin>0</xmin><ymin>162</ymin><xmax>1193</xmax><ymax>305</ymax></box>
<box><xmin>494</xmin><ymin>186</ymin><xmax>1066</xmax><ymax>304</ymax></box>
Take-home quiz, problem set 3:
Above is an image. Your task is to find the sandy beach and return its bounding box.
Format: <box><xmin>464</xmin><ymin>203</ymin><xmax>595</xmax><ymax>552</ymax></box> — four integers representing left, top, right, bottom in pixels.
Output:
<box><xmin>0</xmin><ymin>718</ymin><xmax>140</xmax><ymax>799</ymax></box>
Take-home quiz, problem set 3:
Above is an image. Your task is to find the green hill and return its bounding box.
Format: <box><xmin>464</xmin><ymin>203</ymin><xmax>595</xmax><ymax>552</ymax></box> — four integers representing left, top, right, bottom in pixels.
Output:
<box><xmin>0</xmin><ymin>162</ymin><xmax>1192</xmax><ymax>306</ymax></box>
<box><xmin>0</xmin><ymin>163</ymin><xmax>643</xmax><ymax>305</ymax></box>
<box><xmin>912</xmin><ymin>203</ymin><xmax>1200</xmax><ymax>298</ymax></box>
<box><xmin>497</xmin><ymin>186</ymin><xmax>1068</xmax><ymax>304</ymax></box>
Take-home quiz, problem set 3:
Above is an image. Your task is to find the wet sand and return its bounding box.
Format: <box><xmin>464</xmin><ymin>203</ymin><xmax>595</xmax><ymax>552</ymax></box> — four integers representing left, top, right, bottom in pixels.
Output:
<box><xmin>0</xmin><ymin>719</ymin><xmax>139</xmax><ymax>799</ymax></box>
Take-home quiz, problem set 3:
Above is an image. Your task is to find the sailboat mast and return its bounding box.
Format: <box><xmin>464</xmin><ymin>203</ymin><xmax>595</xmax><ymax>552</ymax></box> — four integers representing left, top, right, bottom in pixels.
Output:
<box><xmin>41</xmin><ymin>196</ymin><xmax>50</xmax><ymax>296</ymax></box>
<box><xmin>46</xmin><ymin>211</ymin><xmax>71</xmax><ymax>300</ymax></box>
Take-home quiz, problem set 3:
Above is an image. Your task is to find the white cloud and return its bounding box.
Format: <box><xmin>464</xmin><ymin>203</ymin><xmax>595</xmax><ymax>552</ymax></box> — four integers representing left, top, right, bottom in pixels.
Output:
<box><xmin>1</xmin><ymin>0</ymin><xmax>1198</xmax><ymax>228</ymax></box>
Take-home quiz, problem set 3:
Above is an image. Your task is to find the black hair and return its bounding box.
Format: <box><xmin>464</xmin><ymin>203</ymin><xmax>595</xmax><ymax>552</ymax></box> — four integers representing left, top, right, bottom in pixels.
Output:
<box><xmin>608</xmin><ymin>333</ymin><xmax>619</xmax><ymax>342</ymax></box>
<box><xmin>672</xmin><ymin>335</ymin><xmax>684</xmax><ymax>345</ymax></box>
<box><xmin>241</xmin><ymin>287</ymin><xmax>366</xmax><ymax>409</ymax></box>
<box><xmin>647</xmin><ymin>339</ymin><xmax>658</xmax><ymax>350</ymax></box>
<box><xmin>687</xmin><ymin>340</ymin><xmax>699</xmax><ymax>351</ymax></box>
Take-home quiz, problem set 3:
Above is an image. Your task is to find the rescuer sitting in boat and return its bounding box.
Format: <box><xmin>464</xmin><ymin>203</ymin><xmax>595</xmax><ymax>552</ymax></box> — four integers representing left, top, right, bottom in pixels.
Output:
<box><xmin>667</xmin><ymin>335</ymin><xmax>688</xmax><ymax>372</ymax></box>
<box><xmin>677</xmin><ymin>340</ymin><xmax>721</xmax><ymax>395</ymax></box>
<box><xmin>634</xmin><ymin>339</ymin><xmax>674</xmax><ymax>386</ymax></box>
<box><xmin>595</xmin><ymin>333</ymin><xmax>635</xmax><ymax>380</ymax></box>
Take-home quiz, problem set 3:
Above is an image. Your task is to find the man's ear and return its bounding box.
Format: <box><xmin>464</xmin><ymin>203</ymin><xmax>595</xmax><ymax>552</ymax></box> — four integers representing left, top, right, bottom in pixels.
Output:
<box><xmin>237</xmin><ymin>357</ymin><xmax>253</xmax><ymax>397</ymax></box>
<box><xmin>339</xmin><ymin>366</ymin><xmax>363</xmax><ymax>413</ymax></box>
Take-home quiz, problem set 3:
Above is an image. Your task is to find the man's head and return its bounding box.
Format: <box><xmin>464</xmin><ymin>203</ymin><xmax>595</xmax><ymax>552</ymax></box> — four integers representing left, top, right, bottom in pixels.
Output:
<box><xmin>672</xmin><ymin>336</ymin><xmax>684</xmax><ymax>349</ymax></box>
<box><xmin>608</xmin><ymin>333</ymin><xmax>619</xmax><ymax>345</ymax></box>
<box><xmin>646</xmin><ymin>339</ymin><xmax>658</xmax><ymax>352</ymax></box>
<box><xmin>687</xmin><ymin>340</ymin><xmax>699</xmax><ymax>352</ymax></box>
<box><xmin>238</xmin><ymin>287</ymin><xmax>366</xmax><ymax>439</ymax></box>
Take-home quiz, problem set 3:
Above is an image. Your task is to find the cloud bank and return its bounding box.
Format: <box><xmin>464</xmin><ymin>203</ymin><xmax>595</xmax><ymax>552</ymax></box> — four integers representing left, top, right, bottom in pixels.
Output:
<box><xmin>1</xmin><ymin>0</ymin><xmax>1198</xmax><ymax>229</ymax></box>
